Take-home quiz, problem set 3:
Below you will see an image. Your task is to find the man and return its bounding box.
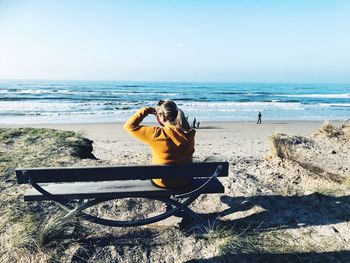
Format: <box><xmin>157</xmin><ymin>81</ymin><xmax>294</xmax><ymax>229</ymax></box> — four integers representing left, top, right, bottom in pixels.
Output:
<box><xmin>257</xmin><ymin>112</ymin><xmax>262</xmax><ymax>124</ymax></box>
<box><xmin>192</xmin><ymin>117</ymin><xmax>197</xmax><ymax>128</ymax></box>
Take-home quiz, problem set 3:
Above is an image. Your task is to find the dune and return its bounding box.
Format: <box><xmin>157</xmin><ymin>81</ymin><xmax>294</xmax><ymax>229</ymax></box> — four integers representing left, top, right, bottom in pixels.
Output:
<box><xmin>0</xmin><ymin>120</ymin><xmax>349</xmax><ymax>262</ymax></box>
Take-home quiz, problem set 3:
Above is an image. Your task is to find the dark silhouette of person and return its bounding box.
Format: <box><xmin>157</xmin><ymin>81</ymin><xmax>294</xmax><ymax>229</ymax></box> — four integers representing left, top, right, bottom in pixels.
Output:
<box><xmin>192</xmin><ymin>117</ymin><xmax>197</xmax><ymax>128</ymax></box>
<box><xmin>196</xmin><ymin>121</ymin><xmax>200</xmax><ymax>128</ymax></box>
<box><xmin>257</xmin><ymin>112</ymin><xmax>262</xmax><ymax>124</ymax></box>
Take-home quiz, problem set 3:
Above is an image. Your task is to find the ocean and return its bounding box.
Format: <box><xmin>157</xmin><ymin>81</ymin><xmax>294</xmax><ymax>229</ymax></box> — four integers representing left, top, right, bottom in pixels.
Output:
<box><xmin>0</xmin><ymin>80</ymin><xmax>349</xmax><ymax>124</ymax></box>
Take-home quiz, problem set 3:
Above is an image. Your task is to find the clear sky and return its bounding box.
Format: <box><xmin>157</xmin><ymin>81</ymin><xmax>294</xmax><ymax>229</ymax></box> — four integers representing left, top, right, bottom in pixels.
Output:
<box><xmin>0</xmin><ymin>0</ymin><xmax>350</xmax><ymax>83</ymax></box>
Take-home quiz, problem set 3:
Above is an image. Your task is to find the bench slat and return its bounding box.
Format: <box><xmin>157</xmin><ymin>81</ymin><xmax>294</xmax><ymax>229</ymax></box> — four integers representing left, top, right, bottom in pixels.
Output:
<box><xmin>16</xmin><ymin>162</ymin><xmax>229</xmax><ymax>184</ymax></box>
<box><xmin>23</xmin><ymin>178</ymin><xmax>225</xmax><ymax>201</ymax></box>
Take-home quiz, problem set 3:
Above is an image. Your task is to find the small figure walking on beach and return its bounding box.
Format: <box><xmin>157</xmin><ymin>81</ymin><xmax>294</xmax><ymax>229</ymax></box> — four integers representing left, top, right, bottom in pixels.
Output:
<box><xmin>192</xmin><ymin>117</ymin><xmax>197</xmax><ymax>128</ymax></box>
<box><xmin>257</xmin><ymin>112</ymin><xmax>262</xmax><ymax>124</ymax></box>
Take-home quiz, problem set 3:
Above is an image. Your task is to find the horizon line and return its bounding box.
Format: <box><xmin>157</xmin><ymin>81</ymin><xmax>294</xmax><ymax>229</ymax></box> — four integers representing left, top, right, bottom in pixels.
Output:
<box><xmin>0</xmin><ymin>78</ymin><xmax>349</xmax><ymax>85</ymax></box>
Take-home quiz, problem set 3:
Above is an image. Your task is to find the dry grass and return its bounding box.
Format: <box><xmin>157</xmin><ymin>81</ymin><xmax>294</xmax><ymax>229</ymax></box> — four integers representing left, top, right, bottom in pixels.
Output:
<box><xmin>218</xmin><ymin>229</ymin><xmax>258</xmax><ymax>256</ymax></box>
<box><xmin>318</xmin><ymin>120</ymin><xmax>343</xmax><ymax>138</ymax></box>
<box><xmin>0</xmin><ymin>128</ymin><xmax>95</xmax><ymax>178</ymax></box>
<box><xmin>269</xmin><ymin>132</ymin><xmax>346</xmax><ymax>184</ymax></box>
<box><xmin>217</xmin><ymin>224</ymin><xmax>297</xmax><ymax>259</ymax></box>
<box><xmin>37</xmin><ymin>212</ymin><xmax>87</xmax><ymax>248</ymax></box>
<box><xmin>190</xmin><ymin>219</ymin><xmax>233</xmax><ymax>242</ymax></box>
<box><xmin>341</xmin><ymin>121</ymin><xmax>350</xmax><ymax>139</ymax></box>
<box><xmin>270</xmin><ymin>133</ymin><xmax>313</xmax><ymax>159</ymax></box>
<box><xmin>0</xmin><ymin>128</ymin><xmax>96</xmax><ymax>262</ymax></box>
<box><xmin>270</xmin><ymin>133</ymin><xmax>293</xmax><ymax>159</ymax></box>
<box><xmin>218</xmin><ymin>227</ymin><xmax>333</xmax><ymax>262</ymax></box>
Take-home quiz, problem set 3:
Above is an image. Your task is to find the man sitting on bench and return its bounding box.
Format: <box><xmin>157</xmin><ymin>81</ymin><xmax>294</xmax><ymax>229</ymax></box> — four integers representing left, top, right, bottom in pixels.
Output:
<box><xmin>124</xmin><ymin>100</ymin><xmax>196</xmax><ymax>210</ymax></box>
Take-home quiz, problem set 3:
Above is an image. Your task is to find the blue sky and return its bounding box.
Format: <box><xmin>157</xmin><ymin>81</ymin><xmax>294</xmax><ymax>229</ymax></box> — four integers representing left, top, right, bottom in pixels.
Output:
<box><xmin>0</xmin><ymin>0</ymin><xmax>349</xmax><ymax>83</ymax></box>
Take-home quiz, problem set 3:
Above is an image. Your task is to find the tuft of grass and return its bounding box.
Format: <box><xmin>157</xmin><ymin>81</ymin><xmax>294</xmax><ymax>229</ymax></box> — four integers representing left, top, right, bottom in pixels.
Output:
<box><xmin>218</xmin><ymin>227</ymin><xmax>303</xmax><ymax>260</ymax></box>
<box><xmin>318</xmin><ymin>121</ymin><xmax>342</xmax><ymax>138</ymax></box>
<box><xmin>270</xmin><ymin>133</ymin><xmax>314</xmax><ymax>159</ymax></box>
<box><xmin>37</xmin><ymin>212</ymin><xmax>86</xmax><ymax>248</ymax></box>
<box><xmin>218</xmin><ymin>227</ymin><xmax>258</xmax><ymax>256</ymax></box>
<box><xmin>341</xmin><ymin>121</ymin><xmax>350</xmax><ymax>139</ymax></box>
<box><xmin>193</xmin><ymin>219</ymin><xmax>232</xmax><ymax>240</ymax></box>
<box><xmin>270</xmin><ymin>133</ymin><xmax>294</xmax><ymax>159</ymax></box>
<box><xmin>11</xmin><ymin>213</ymin><xmax>41</xmax><ymax>252</ymax></box>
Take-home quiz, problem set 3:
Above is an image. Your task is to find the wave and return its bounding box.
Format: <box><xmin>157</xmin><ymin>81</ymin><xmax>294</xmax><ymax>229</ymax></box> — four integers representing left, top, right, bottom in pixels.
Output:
<box><xmin>319</xmin><ymin>103</ymin><xmax>350</xmax><ymax>107</ymax></box>
<box><xmin>0</xmin><ymin>112</ymin><xmax>29</xmax><ymax>116</ymax></box>
<box><xmin>278</xmin><ymin>94</ymin><xmax>350</xmax><ymax>99</ymax></box>
<box><xmin>213</xmin><ymin>92</ymin><xmax>246</xmax><ymax>95</ymax></box>
<box><xmin>176</xmin><ymin>98</ymin><xmax>211</xmax><ymax>101</ymax></box>
<box><xmin>115</xmin><ymin>85</ymin><xmax>145</xmax><ymax>88</ymax></box>
<box><xmin>179</xmin><ymin>101</ymin><xmax>304</xmax><ymax>110</ymax></box>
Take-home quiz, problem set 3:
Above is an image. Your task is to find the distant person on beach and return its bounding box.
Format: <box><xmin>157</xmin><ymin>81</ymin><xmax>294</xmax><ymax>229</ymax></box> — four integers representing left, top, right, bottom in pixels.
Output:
<box><xmin>197</xmin><ymin>121</ymin><xmax>200</xmax><ymax>128</ymax></box>
<box><xmin>124</xmin><ymin>100</ymin><xmax>195</xmax><ymax>190</ymax></box>
<box><xmin>192</xmin><ymin>117</ymin><xmax>197</xmax><ymax>128</ymax></box>
<box><xmin>257</xmin><ymin>112</ymin><xmax>262</xmax><ymax>124</ymax></box>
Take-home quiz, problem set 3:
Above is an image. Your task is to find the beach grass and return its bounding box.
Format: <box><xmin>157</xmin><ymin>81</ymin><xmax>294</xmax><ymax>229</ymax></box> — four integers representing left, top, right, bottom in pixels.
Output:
<box><xmin>318</xmin><ymin>120</ymin><xmax>342</xmax><ymax>138</ymax></box>
<box><xmin>269</xmin><ymin>126</ymin><xmax>348</xmax><ymax>184</ymax></box>
<box><xmin>0</xmin><ymin>127</ymin><xmax>96</xmax><ymax>262</ymax></box>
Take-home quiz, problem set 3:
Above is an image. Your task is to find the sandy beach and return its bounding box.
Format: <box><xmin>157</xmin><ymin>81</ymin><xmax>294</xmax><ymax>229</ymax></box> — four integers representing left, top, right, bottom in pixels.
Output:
<box><xmin>1</xmin><ymin>120</ymin><xmax>349</xmax><ymax>262</ymax></box>
<box><xmin>3</xmin><ymin>120</ymin><xmax>339</xmax><ymax>162</ymax></box>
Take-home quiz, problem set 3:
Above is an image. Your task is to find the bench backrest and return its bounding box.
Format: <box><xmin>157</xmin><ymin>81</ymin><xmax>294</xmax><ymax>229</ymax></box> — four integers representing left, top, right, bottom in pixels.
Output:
<box><xmin>16</xmin><ymin>162</ymin><xmax>229</xmax><ymax>184</ymax></box>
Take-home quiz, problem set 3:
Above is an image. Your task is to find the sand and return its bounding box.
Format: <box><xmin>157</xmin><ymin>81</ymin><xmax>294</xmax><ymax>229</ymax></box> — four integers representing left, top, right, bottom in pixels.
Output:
<box><xmin>2</xmin><ymin>120</ymin><xmax>349</xmax><ymax>261</ymax></box>
<box><xmin>3</xmin><ymin>120</ymin><xmax>336</xmax><ymax>161</ymax></box>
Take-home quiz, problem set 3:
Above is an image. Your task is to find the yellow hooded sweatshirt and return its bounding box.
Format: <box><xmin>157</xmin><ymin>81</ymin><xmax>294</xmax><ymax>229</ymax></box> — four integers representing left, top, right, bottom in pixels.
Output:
<box><xmin>123</xmin><ymin>107</ymin><xmax>196</xmax><ymax>188</ymax></box>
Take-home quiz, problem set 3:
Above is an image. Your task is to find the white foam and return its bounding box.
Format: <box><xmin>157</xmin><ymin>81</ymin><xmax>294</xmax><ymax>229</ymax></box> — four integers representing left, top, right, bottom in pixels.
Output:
<box><xmin>319</xmin><ymin>103</ymin><xmax>350</xmax><ymax>107</ymax></box>
<box><xmin>278</xmin><ymin>94</ymin><xmax>350</xmax><ymax>99</ymax></box>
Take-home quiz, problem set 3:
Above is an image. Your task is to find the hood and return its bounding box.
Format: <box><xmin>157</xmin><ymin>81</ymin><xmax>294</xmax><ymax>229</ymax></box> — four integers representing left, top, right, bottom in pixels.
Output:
<box><xmin>163</xmin><ymin>125</ymin><xmax>195</xmax><ymax>147</ymax></box>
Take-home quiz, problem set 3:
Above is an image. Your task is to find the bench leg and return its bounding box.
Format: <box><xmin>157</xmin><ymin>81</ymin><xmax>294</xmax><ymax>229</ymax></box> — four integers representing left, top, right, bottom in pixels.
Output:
<box><xmin>167</xmin><ymin>199</ymin><xmax>207</xmax><ymax>226</ymax></box>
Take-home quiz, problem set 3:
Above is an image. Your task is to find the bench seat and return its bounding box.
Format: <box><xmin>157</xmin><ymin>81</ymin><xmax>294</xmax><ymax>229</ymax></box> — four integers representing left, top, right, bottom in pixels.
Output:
<box><xmin>23</xmin><ymin>178</ymin><xmax>225</xmax><ymax>201</ymax></box>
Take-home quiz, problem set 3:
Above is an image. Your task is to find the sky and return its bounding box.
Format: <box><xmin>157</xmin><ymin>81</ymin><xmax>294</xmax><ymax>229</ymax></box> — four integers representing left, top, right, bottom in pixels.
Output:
<box><xmin>0</xmin><ymin>0</ymin><xmax>350</xmax><ymax>83</ymax></box>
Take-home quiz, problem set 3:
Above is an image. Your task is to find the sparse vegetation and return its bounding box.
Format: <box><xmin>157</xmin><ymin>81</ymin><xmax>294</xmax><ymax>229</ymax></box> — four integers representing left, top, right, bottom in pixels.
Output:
<box><xmin>318</xmin><ymin>120</ymin><xmax>342</xmax><ymax>138</ymax></box>
<box><xmin>269</xmin><ymin>127</ymin><xmax>348</xmax><ymax>184</ymax></box>
<box><xmin>200</xmin><ymin>219</ymin><xmax>232</xmax><ymax>240</ymax></box>
<box><xmin>341</xmin><ymin>121</ymin><xmax>350</xmax><ymax>138</ymax></box>
<box><xmin>218</xmin><ymin>226</ymin><xmax>350</xmax><ymax>262</ymax></box>
<box><xmin>270</xmin><ymin>133</ymin><xmax>314</xmax><ymax>159</ymax></box>
<box><xmin>0</xmin><ymin>128</ymin><xmax>96</xmax><ymax>262</ymax></box>
<box><xmin>37</xmin><ymin>212</ymin><xmax>88</xmax><ymax>248</ymax></box>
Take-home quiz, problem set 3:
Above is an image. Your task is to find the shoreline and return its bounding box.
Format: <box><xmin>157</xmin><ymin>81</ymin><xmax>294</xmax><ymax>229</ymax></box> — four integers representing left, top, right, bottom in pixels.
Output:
<box><xmin>0</xmin><ymin>119</ymin><xmax>344</xmax><ymax>126</ymax></box>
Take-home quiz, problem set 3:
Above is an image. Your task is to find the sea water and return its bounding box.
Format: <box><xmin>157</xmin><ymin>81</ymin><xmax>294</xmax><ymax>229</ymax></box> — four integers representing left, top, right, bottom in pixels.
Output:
<box><xmin>0</xmin><ymin>80</ymin><xmax>349</xmax><ymax>124</ymax></box>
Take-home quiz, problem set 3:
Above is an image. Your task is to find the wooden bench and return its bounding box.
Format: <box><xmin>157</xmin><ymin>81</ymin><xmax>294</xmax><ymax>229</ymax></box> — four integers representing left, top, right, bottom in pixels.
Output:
<box><xmin>16</xmin><ymin>162</ymin><xmax>229</xmax><ymax>227</ymax></box>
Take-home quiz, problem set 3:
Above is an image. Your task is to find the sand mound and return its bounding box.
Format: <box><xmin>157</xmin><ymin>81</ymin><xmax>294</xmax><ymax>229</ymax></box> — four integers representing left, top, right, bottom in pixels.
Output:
<box><xmin>1</xmin><ymin>123</ymin><xmax>349</xmax><ymax>262</ymax></box>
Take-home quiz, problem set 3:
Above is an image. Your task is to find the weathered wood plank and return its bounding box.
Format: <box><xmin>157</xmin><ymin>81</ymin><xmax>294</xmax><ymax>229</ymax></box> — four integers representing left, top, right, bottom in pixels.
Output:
<box><xmin>16</xmin><ymin>162</ymin><xmax>229</xmax><ymax>184</ymax></box>
<box><xmin>23</xmin><ymin>178</ymin><xmax>225</xmax><ymax>201</ymax></box>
